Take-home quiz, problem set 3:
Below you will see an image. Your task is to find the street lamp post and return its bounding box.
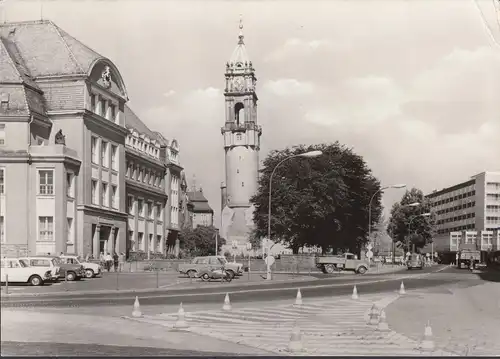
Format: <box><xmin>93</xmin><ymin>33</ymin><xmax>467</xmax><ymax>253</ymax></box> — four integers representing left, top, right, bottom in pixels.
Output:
<box><xmin>266</xmin><ymin>150</ymin><xmax>322</xmax><ymax>281</ymax></box>
<box><xmin>391</xmin><ymin>202</ymin><xmax>420</xmax><ymax>265</ymax></box>
<box><xmin>407</xmin><ymin>213</ymin><xmax>431</xmax><ymax>254</ymax></box>
<box><xmin>368</xmin><ymin>184</ymin><xmax>406</xmax><ymax>263</ymax></box>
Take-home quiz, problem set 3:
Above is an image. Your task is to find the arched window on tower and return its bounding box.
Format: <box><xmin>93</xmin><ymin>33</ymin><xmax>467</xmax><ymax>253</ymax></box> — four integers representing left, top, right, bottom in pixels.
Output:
<box><xmin>235</xmin><ymin>103</ymin><xmax>245</xmax><ymax>126</ymax></box>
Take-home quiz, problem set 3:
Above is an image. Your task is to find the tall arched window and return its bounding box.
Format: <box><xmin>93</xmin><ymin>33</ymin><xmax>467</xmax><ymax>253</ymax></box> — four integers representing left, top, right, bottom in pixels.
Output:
<box><xmin>235</xmin><ymin>103</ymin><xmax>245</xmax><ymax>126</ymax></box>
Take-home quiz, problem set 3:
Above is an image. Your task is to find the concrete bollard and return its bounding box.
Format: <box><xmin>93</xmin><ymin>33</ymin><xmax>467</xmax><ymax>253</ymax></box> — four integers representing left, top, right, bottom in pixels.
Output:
<box><xmin>294</xmin><ymin>288</ymin><xmax>303</xmax><ymax>306</ymax></box>
<box><xmin>352</xmin><ymin>285</ymin><xmax>359</xmax><ymax>300</ymax></box>
<box><xmin>287</xmin><ymin>323</ymin><xmax>303</xmax><ymax>352</ymax></box>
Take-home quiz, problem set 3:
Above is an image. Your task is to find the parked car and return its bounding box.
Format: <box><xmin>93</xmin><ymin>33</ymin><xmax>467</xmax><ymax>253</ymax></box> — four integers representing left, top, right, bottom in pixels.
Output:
<box><xmin>60</xmin><ymin>255</ymin><xmax>102</xmax><ymax>278</ymax></box>
<box><xmin>18</xmin><ymin>256</ymin><xmax>69</xmax><ymax>282</ymax></box>
<box><xmin>406</xmin><ymin>254</ymin><xmax>424</xmax><ymax>270</ymax></box>
<box><xmin>0</xmin><ymin>258</ymin><xmax>56</xmax><ymax>286</ymax></box>
<box><xmin>21</xmin><ymin>256</ymin><xmax>85</xmax><ymax>281</ymax></box>
<box><xmin>178</xmin><ymin>256</ymin><xmax>242</xmax><ymax>279</ymax></box>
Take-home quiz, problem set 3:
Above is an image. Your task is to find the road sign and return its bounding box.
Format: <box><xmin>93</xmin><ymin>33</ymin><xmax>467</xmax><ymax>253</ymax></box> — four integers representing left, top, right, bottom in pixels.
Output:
<box><xmin>231</xmin><ymin>240</ymin><xmax>238</xmax><ymax>249</ymax></box>
<box><xmin>367</xmin><ymin>243</ymin><xmax>373</xmax><ymax>251</ymax></box>
<box><xmin>265</xmin><ymin>255</ymin><xmax>275</xmax><ymax>266</ymax></box>
<box><xmin>366</xmin><ymin>250</ymin><xmax>373</xmax><ymax>259</ymax></box>
<box><xmin>246</xmin><ymin>242</ymin><xmax>252</xmax><ymax>250</ymax></box>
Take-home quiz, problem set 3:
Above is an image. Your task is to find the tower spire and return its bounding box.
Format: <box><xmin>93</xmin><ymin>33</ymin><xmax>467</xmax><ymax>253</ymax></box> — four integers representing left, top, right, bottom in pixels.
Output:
<box><xmin>238</xmin><ymin>14</ymin><xmax>244</xmax><ymax>45</ymax></box>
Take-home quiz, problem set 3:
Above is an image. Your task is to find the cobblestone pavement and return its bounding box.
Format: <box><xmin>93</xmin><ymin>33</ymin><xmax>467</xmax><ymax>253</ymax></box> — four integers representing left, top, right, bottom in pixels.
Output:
<box><xmin>0</xmin><ymin>341</ymin><xmax>244</xmax><ymax>356</ymax></box>
<box><xmin>385</xmin><ymin>282</ymin><xmax>500</xmax><ymax>356</ymax></box>
<box><xmin>124</xmin><ymin>292</ymin><xmax>454</xmax><ymax>356</ymax></box>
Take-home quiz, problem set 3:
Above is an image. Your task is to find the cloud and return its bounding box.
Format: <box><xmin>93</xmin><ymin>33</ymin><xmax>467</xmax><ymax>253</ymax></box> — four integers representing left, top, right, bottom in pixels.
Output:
<box><xmin>163</xmin><ymin>90</ymin><xmax>176</xmax><ymax>98</ymax></box>
<box><xmin>264</xmin><ymin>38</ymin><xmax>334</xmax><ymax>62</ymax></box>
<box><xmin>263</xmin><ymin>78</ymin><xmax>314</xmax><ymax>96</ymax></box>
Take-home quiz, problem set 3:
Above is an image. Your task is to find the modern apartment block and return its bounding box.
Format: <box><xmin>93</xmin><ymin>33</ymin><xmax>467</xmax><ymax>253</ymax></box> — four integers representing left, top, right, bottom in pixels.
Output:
<box><xmin>0</xmin><ymin>20</ymin><xmax>184</xmax><ymax>258</ymax></box>
<box><xmin>425</xmin><ymin>171</ymin><xmax>500</xmax><ymax>255</ymax></box>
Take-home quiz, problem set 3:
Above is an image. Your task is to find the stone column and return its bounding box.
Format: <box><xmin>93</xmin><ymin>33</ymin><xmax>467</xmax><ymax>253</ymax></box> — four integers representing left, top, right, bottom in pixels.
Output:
<box><xmin>174</xmin><ymin>238</ymin><xmax>180</xmax><ymax>258</ymax></box>
<box><xmin>109</xmin><ymin>227</ymin><xmax>115</xmax><ymax>254</ymax></box>
<box><xmin>93</xmin><ymin>224</ymin><xmax>101</xmax><ymax>258</ymax></box>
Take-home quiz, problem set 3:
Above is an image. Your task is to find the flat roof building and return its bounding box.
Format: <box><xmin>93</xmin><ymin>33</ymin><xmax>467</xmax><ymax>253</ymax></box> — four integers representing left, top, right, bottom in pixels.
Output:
<box><xmin>424</xmin><ymin>171</ymin><xmax>500</xmax><ymax>255</ymax></box>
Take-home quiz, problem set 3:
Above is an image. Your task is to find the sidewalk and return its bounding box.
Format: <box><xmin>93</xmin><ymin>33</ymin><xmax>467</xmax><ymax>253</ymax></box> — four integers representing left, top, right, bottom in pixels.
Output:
<box><xmin>385</xmin><ymin>282</ymin><xmax>500</xmax><ymax>356</ymax></box>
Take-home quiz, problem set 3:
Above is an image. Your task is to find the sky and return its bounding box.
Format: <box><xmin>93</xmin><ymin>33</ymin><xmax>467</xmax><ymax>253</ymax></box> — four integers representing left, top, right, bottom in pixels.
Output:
<box><xmin>2</xmin><ymin>0</ymin><xmax>500</xmax><ymax>226</ymax></box>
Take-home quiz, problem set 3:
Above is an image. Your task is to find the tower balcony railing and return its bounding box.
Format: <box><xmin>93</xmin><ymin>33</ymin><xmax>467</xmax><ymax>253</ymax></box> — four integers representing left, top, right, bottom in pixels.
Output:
<box><xmin>221</xmin><ymin>122</ymin><xmax>262</xmax><ymax>133</ymax></box>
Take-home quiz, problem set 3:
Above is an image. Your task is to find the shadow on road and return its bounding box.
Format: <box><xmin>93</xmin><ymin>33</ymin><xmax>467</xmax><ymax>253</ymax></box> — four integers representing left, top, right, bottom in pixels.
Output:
<box><xmin>475</xmin><ymin>266</ymin><xmax>500</xmax><ymax>283</ymax></box>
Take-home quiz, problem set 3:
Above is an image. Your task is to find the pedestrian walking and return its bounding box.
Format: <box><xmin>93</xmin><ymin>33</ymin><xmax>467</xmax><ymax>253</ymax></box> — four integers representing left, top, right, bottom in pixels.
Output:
<box><xmin>118</xmin><ymin>252</ymin><xmax>125</xmax><ymax>272</ymax></box>
<box><xmin>105</xmin><ymin>252</ymin><xmax>113</xmax><ymax>272</ymax></box>
<box><xmin>113</xmin><ymin>252</ymin><xmax>119</xmax><ymax>272</ymax></box>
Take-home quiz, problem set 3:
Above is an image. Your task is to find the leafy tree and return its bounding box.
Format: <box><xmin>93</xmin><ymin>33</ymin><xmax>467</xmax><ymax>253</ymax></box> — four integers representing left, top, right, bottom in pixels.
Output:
<box><xmin>250</xmin><ymin>142</ymin><xmax>383</xmax><ymax>254</ymax></box>
<box><xmin>179</xmin><ymin>225</ymin><xmax>226</xmax><ymax>257</ymax></box>
<box><xmin>387</xmin><ymin>188</ymin><xmax>436</xmax><ymax>252</ymax></box>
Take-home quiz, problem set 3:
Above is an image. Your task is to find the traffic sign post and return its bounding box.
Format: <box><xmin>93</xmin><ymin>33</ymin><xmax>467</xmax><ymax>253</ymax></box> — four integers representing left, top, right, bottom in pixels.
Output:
<box><xmin>231</xmin><ymin>240</ymin><xmax>238</xmax><ymax>263</ymax></box>
<box><xmin>246</xmin><ymin>242</ymin><xmax>252</xmax><ymax>280</ymax></box>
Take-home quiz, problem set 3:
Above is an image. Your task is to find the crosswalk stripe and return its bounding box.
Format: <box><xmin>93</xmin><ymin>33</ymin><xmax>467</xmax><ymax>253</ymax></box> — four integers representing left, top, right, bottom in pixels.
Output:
<box><xmin>125</xmin><ymin>293</ymin><xmax>456</xmax><ymax>356</ymax></box>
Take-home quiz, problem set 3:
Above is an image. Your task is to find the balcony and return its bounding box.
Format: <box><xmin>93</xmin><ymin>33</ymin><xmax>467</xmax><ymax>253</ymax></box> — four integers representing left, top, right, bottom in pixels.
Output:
<box><xmin>221</xmin><ymin>122</ymin><xmax>262</xmax><ymax>134</ymax></box>
<box><xmin>29</xmin><ymin>145</ymin><xmax>80</xmax><ymax>161</ymax></box>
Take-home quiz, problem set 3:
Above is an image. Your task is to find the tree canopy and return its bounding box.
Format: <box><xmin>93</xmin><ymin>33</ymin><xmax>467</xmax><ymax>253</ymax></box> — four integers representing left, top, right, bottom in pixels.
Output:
<box><xmin>250</xmin><ymin>142</ymin><xmax>383</xmax><ymax>254</ymax></box>
<box><xmin>387</xmin><ymin>188</ymin><xmax>436</xmax><ymax>252</ymax></box>
<box><xmin>179</xmin><ymin>225</ymin><xmax>225</xmax><ymax>257</ymax></box>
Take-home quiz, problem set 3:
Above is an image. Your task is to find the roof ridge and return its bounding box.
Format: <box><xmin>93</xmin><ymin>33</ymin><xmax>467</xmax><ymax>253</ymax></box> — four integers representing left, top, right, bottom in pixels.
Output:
<box><xmin>49</xmin><ymin>21</ymin><xmax>86</xmax><ymax>74</ymax></box>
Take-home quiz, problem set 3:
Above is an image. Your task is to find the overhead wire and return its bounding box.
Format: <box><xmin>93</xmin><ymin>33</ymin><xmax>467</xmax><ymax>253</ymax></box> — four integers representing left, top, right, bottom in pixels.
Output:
<box><xmin>472</xmin><ymin>0</ymin><xmax>500</xmax><ymax>48</ymax></box>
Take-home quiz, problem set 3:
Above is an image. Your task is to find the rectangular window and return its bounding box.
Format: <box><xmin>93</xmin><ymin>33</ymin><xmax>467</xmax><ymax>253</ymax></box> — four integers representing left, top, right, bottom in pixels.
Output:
<box><xmin>0</xmin><ymin>124</ymin><xmax>5</xmax><ymax>146</ymax></box>
<box><xmin>38</xmin><ymin>216</ymin><xmax>54</xmax><ymax>241</ymax></box>
<box><xmin>147</xmin><ymin>202</ymin><xmax>153</xmax><ymax>219</ymax></box>
<box><xmin>145</xmin><ymin>171</ymin><xmax>149</xmax><ymax>184</ymax></box>
<box><xmin>149</xmin><ymin>233</ymin><xmax>153</xmax><ymax>253</ymax></box>
<box><xmin>138</xmin><ymin>169</ymin><xmax>143</xmax><ymax>182</ymax></box>
<box><xmin>156</xmin><ymin>204</ymin><xmax>162</xmax><ymax>221</ymax></box>
<box><xmin>0</xmin><ymin>168</ymin><xmax>4</xmax><ymax>194</ymax></box>
<box><xmin>111</xmin><ymin>185</ymin><xmax>118</xmax><ymax>209</ymax></box>
<box><xmin>91</xmin><ymin>180</ymin><xmax>98</xmax><ymax>204</ymax></box>
<box><xmin>127</xmin><ymin>196</ymin><xmax>134</xmax><ymax>215</ymax></box>
<box><xmin>111</xmin><ymin>145</ymin><xmax>118</xmax><ymax>171</ymax></box>
<box><xmin>91</xmin><ymin>136</ymin><xmax>99</xmax><ymax>164</ymax></box>
<box><xmin>0</xmin><ymin>216</ymin><xmax>4</xmax><ymax>243</ymax></box>
<box><xmin>67</xmin><ymin>218</ymin><xmax>73</xmax><ymax>244</ymax></box>
<box><xmin>39</xmin><ymin>170</ymin><xmax>54</xmax><ymax>195</ymax></box>
<box><xmin>66</xmin><ymin>172</ymin><xmax>74</xmax><ymax>198</ymax></box>
<box><xmin>109</xmin><ymin>104</ymin><xmax>116</xmax><ymax>122</ymax></box>
<box><xmin>101</xmin><ymin>182</ymin><xmax>108</xmax><ymax>206</ymax></box>
<box><xmin>101</xmin><ymin>141</ymin><xmax>108</xmax><ymax>168</ymax></box>
<box><xmin>138</xmin><ymin>232</ymin><xmax>144</xmax><ymax>251</ymax></box>
<box><xmin>90</xmin><ymin>94</ymin><xmax>96</xmax><ymax>112</ymax></box>
<box><xmin>129</xmin><ymin>230</ymin><xmax>135</xmax><ymax>251</ymax></box>
<box><xmin>157</xmin><ymin>235</ymin><xmax>162</xmax><ymax>252</ymax></box>
<box><xmin>99</xmin><ymin>97</ymin><xmax>106</xmax><ymax>117</ymax></box>
<box><xmin>138</xmin><ymin>199</ymin><xmax>144</xmax><ymax>217</ymax></box>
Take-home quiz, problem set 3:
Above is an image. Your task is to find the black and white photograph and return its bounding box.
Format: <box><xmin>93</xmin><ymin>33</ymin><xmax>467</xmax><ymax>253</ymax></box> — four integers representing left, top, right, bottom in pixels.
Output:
<box><xmin>0</xmin><ymin>0</ymin><xmax>499</xmax><ymax>356</ymax></box>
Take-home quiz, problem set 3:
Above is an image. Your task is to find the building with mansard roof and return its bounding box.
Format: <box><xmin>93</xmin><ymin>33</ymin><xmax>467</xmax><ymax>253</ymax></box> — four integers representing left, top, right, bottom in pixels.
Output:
<box><xmin>186</xmin><ymin>187</ymin><xmax>214</xmax><ymax>228</ymax></box>
<box><xmin>0</xmin><ymin>20</ymin><xmax>184</xmax><ymax>258</ymax></box>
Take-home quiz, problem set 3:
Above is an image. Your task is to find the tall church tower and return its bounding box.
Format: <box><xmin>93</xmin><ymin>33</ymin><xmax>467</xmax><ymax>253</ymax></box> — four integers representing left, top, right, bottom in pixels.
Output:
<box><xmin>220</xmin><ymin>17</ymin><xmax>262</xmax><ymax>250</ymax></box>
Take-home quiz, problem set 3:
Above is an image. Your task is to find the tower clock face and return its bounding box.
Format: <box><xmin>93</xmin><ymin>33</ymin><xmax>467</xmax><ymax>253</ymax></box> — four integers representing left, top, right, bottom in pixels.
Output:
<box><xmin>234</xmin><ymin>78</ymin><xmax>244</xmax><ymax>91</ymax></box>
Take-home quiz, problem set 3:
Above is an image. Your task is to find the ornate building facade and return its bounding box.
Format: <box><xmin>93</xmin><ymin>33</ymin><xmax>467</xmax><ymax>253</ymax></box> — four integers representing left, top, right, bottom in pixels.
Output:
<box><xmin>220</xmin><ymin>19</ymin><xmax>262</xmax><ymax>252</ymax></box>
<box><xmin>0</xmin><ymin>20</ymin><xmax>183</xmax><ymax>258</ymax></box>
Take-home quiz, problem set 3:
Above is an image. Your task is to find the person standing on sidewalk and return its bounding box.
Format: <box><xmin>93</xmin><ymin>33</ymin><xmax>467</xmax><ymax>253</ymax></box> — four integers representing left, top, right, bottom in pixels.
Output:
<box><xmin>113</xmin><ymin>252</ymin><xmax>119</xmax><ymax>272</ymax></box>
<box><xmin>104</xmin><ymin>252</ymin><xmax>113</xmax><ymax>272</ymax></box>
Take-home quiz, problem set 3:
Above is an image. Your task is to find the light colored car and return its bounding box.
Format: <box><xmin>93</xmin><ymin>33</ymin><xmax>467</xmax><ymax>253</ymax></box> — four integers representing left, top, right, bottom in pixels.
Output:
<box><xmin>21</xmin><ymin>256</ymin><xmax>84</xmax><ymax>281</ymax></box>
<box><xmin>60</xmin><ymin>255</ymin><xmax>102</xmax><ymax>278</ymax></box>
<box><xmin>178</xmin><ymin>255</ymin><xmax>243</xmax><ymax>279</ymax></box>
<box><xmin>406</xmin><ymin>254</ymin><xmax>424</xmax><ymax>270</ymax></box>
<box><xmin>18</xmin><ymin>256</ymin><xmax>62</xmax><ymax>282</ymax></box>
<box><xmin>0</xmin><ymin>258</ymin><xmax>56</xmax><ymax>286</ymax></box>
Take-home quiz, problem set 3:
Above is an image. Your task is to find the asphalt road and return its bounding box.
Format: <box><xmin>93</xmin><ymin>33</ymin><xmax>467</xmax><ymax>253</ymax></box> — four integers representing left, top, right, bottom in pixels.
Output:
<box><xmin>0</xmin><ymin>266</ymin><xmax>454</xmax><ymax>308</ymax></box>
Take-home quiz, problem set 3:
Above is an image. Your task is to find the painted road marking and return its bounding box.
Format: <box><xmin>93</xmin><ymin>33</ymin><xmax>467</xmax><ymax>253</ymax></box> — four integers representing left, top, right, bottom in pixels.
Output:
<box><xmin>126</xmin><ymin>293</ymin><xmax>456</xmax><ymax>356</ymax></box>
